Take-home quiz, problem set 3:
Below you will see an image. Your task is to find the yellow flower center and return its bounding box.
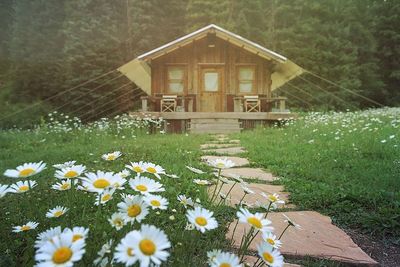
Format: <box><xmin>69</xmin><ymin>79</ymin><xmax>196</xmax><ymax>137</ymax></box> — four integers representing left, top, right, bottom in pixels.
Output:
<box><xmin>107</xmin><ymin>155</ymin><xmax>116</xmax><ymax>160</ymax></box>
<box><xmin>216</xmin><ymin>163</ymin><xmax>225</xmax><ymax>168</ymax></box>
<box><xmin>139</xmin><ymin>239</ymin><xmax>156</xmax><ymax>255</ymax></box>
<box><xmin>19</xmin><ymin>168</ymin><xmax>35</xmax><ymax>177</ymax></box>
<box><xmin>21</xmin><ymin>225</ymin><xmax>31</xmax><ymax>231</ymax></box>
<box><xmin>72</xmin><ymin>234</ymin><xmax>82</xmax><ymax>242</ymax></box>
<box><xmin>102</xmin><ymin>194</ymin><xmax>111</xmax><ymax>202</ymax></box>
<box><xmin>114</xmin><ymin>219</ymin><xmax>123</xmax><ymax>227</ymax></box>
<box><xmin>19</xmin><ymin>185</ymin><xmax>29</xmax><ymax>191</ymax></box>
<box><xmin>93</xmin><ymin>179</ymin><xmax>110</xmax><ymax>189</ymax></box>
<box><xmin>52</xmin><ymin>247</ymin><xmax>73</xmax><ymax>264</ymax></box>
<box><xmin>267</xmin><ymin>238</ymin><xmax>275</xmax><ymax>246</ymax></box>
<box><xmin>262</xmin><ymin>252</ymin><xmax>274</xmax><ymax>263</ymax></box>
<box><xmin>220</xmin><ymin>263</ymin><xmax>231</xmax><ymax>267</ymax></box>
<box><xmin>61</xmin><ymin>183</ymin><xmax>70</xmax><ymax>190</ymax></box>
<box><xmin>195</xmin><ymin>216</ymin><xmax>208</xmax><ymax>226</ymax></box>
<box><xmin>136</xmin><ymin>185</ymin><xmax>148</xmax><ymax>192</ymax></box>
<box><xmin>127</xmin><ymin>204</ymin><xmax>141</xmax><ymax>217</ymax></box>
<box><xmin>54</xmin><ymin>211</ymin><xmax>64</xmax><ymax>217</ymax></box>
<box><xmin>127</xmin><ymin>247</ymin><xmax>135</xmax><ymax>257</ymax></box>
<box><xmin>150</xmin><ymin>200</ymin><xmax>161</xmax><ymax>207</ymax></box>
<box><xmin>147</xmin><ymin>167</ymin><xmax>156</xmax><ymax>173</ymax></box>
<box><xmin>247</xmin><ymin>217</ymin><xmax>262</xmax><ymax>229</ymax></box>
<box><xmin>269</xmin><ymin>195</ymin><xmax>278</xmax><ymax>202</ymax></box>
<box><xmin>133</xmin><ymin>166</ymin><xmax>143</xmax><ymax>173</ymax></box>
<box><xmin>64</xmin><ymin>170</ymin><xmax>78</xmax><ymax>178</ymax></box>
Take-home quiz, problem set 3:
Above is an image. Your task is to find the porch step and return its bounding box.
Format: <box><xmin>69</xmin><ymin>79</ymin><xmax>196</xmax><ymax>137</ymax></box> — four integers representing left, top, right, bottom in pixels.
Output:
<box><xmin>190</xmin><ymin>118</ymin><xmax>241</xmax><ymax>134</ymax></box>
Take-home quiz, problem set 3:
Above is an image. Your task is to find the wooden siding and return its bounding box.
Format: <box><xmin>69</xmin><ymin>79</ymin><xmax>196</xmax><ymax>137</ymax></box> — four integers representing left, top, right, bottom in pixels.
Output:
<box><xmin>150</xmin><ymin>36</ymin><xmax>273</xmax><ymax>112</ymax></box>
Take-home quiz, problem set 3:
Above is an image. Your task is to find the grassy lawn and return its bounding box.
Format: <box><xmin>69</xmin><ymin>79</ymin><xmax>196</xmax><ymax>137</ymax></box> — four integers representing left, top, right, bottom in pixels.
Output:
<box><xmin>0</xmin><ymin>123</ymin><xmax>238</xmax><ymax>266</ymax></box>
<box><xmin>236</xmin><ymin>108</ymin><xmax>400</xmax><ymax>240</ymax></box>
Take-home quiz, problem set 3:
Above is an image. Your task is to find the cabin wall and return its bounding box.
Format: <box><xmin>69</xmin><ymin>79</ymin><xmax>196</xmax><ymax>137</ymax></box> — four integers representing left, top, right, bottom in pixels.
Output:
<box><xmin>150</xmin><ymin>37</ymin><xmax>273</xmax><ymax>111</ymax></box>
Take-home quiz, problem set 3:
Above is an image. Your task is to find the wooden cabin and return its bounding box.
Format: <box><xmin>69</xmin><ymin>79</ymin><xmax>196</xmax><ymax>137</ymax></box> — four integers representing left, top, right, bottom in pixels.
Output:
<box><xmin>119</xmin><ymin>24</ymin><xmax>303</xmax><ymax>133</ymax></box>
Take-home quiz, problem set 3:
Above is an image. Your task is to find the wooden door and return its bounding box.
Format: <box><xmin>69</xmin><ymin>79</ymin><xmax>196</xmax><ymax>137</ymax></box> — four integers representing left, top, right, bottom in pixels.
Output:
<box><xmin>199</xmin><ymin>66</ymin><xmax>224</xmax><ymax>112</ymax></box>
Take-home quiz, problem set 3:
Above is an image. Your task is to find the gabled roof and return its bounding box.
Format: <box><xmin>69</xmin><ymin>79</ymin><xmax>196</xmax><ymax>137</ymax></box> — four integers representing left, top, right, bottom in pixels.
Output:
<box><xmin>118</xmin><ymin>24</ymin><xmax>303</xmax><ymax>94</ymax></box>
<box><xmin>138</xmin><ymin>24</ymin><xmax>287</xmax><ymax>63</ymax></box>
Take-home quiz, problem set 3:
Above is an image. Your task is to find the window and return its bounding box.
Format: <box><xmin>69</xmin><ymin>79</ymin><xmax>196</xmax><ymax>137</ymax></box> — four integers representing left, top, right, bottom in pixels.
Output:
<box><xmin>167</xmin><ymin>66</ymin><xmax>185</xmax><ymax>93</ymax></box>
<box><xmin>238</xmin><ymin>66</ymin><xmax>255</xmax><ymax>93</ymax></box>
<box><xmin>204</xmin><ymin>71</ymin><xmax>219</xmax><ymax>92</ymax></box>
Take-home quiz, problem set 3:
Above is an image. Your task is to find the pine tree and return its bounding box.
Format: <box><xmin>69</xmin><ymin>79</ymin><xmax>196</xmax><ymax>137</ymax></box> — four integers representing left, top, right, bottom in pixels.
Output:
<box><xmin>185</xmin><ymin>0</ymin><xmax>231</xmax><ymax>32</ymax></box>
<box><xmin>0</xmin><ymin>0</ymin><xmax>14</xmax><ymax>78</ymax></box>
<box><xmin>9</xmin><ymin>0</ymin><xmax>65</xmax><ymax>102</ymax></box>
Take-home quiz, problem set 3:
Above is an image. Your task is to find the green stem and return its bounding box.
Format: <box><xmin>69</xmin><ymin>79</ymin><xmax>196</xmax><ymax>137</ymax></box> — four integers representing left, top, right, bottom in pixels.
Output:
<box><xmin>238</xmin><ymin>192</ymin><xmax>247</xmax><ymax>207</ymax></box>
<box><xmin>263</xmin><ymin>202</ymin><xmax>272</xmax><ymax>219</ymax></box>
<box><xmin>210</xmin><ymin>168</ymin><xmax>221</xmax><ymax>202</ymax></box>
<box><xmin>278</xmin><ymin>223</ymin><xmax>291</xmax><ymax>240</ymax></box>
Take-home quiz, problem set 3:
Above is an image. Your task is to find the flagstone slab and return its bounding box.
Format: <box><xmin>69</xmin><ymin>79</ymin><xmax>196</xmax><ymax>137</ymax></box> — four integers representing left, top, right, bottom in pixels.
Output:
<box><xmin>203</xmin><ymin>146</ymin><xmax>246</xmax><ymax>155</ymax></box>
<box><xmin>209</xmin><ymin>139</ymin><xmax>241</xmax><ymax>144</ymax></box>
<box><xmin>228</xmin><ymin>211</ymin><xmax>378</xmax><ymax>266</ymax></box>
<box><xmin>201</xmin><ymin>156</ymin><xmax>250</xmax><ymax>167</ymax></box>
<box><xmin>244</xmin><ymin>256</ymin><xmax>302</xmax><ymax>267</ymax></box>
<box><xmin>213</xmin><ymin>181</ymin><xmax>289</xmax><ymax>207</ymax></box>
<box><xmin>221</xmin><ymin>168</ymin><xmax>276</xmax><ymax>182</ymax></box>
<box><xmin>200</xmin><ymin>143</ymin><xmax>237</xmax><ymax>149</ymax></box>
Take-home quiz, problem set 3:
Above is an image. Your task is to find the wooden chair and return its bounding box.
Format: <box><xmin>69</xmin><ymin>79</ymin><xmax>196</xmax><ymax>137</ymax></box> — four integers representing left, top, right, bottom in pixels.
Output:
<box><xmin>244</xmin><ymin>95</ymin><xmax>261</xmax><ymax>112</ymax></box>
<box><xmin>161</xmin><ymin>95</ymin><xmax>177</xmax><ymax>112</ymax></box>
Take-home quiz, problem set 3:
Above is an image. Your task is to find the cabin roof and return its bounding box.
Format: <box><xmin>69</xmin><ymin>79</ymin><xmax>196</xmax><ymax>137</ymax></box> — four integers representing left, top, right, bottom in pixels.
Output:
<box><xmin>137</xmin><ymin>24</ymin><xmax>287</xmax><ymax>63</ymax></box>
<box><xmin>118</xmin><ymin>24</ymin><xmax>304</xmax><ymax>95</ymax></box>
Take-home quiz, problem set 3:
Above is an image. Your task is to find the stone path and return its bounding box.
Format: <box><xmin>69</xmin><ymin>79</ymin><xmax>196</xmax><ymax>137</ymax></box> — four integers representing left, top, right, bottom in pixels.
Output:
<box><xmin>200</xmin><ymin>134</ymin><xmax>378</xmax><ymax>266</ymax></box>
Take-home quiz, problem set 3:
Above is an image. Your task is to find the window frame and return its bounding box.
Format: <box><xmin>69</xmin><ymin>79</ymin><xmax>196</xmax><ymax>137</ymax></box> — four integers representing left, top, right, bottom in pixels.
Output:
<box><xmin>165</xmin><ymin>64</ymin><xmax>187</xmax><ymax>95</ymax></box>
<box><xmin>236</xmin><ymin>64</ymin><xmax>257</xmax><ymax>95</ymax></box>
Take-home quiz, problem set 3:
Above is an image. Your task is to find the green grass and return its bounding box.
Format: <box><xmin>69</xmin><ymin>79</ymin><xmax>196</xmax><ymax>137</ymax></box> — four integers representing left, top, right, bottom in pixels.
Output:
<box><xmin>236</xmin><ymin>108</ymin><xmax>400</xmax><ymax>240</ymax></box>
<box><xmin>0</xmin><ymin>129</ymin><xmax>235</xmax><ymax>266</ymax></box>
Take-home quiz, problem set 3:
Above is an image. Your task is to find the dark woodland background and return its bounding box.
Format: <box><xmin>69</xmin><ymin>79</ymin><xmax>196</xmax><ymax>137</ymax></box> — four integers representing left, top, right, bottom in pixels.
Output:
<box><xmin>0</xmin><ymin>0</ymin><xmax>399</xmax><ymax>127</ymax></box>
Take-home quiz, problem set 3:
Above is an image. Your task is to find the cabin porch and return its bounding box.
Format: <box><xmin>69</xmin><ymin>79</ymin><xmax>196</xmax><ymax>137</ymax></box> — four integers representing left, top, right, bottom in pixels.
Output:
<box><xmin>129</xmin><ymin>111</ymin><xmax>297</xmax><ymax>134</ymax></box>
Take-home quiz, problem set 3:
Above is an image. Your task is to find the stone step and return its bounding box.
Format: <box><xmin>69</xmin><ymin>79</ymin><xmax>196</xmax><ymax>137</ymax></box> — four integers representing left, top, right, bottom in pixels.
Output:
<box><xmin>191</xmin><ymin>124</ymin><xmax>241</xmax><ymax>130</ymax></box>
<box><xmin>221</xmin><ymin>168</ymin><xmax>276</xmax><ymax>182</ymax></box>
<box><xmin>200</xmin><ymin>143</ymin><xmax>238</xmax><ymax>149</ymax></box>
<box><xmin>203</xmin><ymin>146</ymin><xmax>246</xmax><ymax>155</ymax></box>
<box><xmin>201</xmin><ymin>156</ymin><xmax>250</xmax><ymax>167</ymax></box>
<box><xmin>211</xmin><ymin>181</ymin><xmax>290</xmax><ymax>208</ymax></box>
<box><xmin>227</xmin><ymin>211</ymin><xmax>378</xmax><ymax>266</ymax></box>
<box><xmin>190</xmin><ymin>119</ymin><xmax>241</xmax><ymax>134</ymax></box>
<box><xmin>191</xmin><ymin>118</ymin><xmax>239</xmax><ymax>124</ymax></box>
<box><xmin>192</xmin><ymin>128</ymin><xmax>241</xmax><ymax>134</ymax></box>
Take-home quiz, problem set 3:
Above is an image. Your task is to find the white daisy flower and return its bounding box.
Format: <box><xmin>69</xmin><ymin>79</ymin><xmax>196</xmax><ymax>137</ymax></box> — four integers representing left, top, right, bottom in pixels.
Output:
<box><xmin>108</xmin><ymin>212</ymin><xmax>127</xmax><ymax>230</ymax></box>
<box><xmin>186</xmin><ymin>165</ymin><xmax>206</xmax><ymax>174</ymax></box>
<box><xmin>186</xmin><ymin>207</ymin><xmax>218</xmax><ymax>233</ymax></box>
<box><xmin>117</xmin><ymin>169</ymin><xmax>130</xmax><ymax>178</ymax></box>
<box><xmin>4</xmin><ymin>161</ymin><xmax>46</xmax><ymax>178</ymax></box>
<box><xmin>143</xmin><ymin>194</ymin><xmax>169</xmax><ymax>210</ymax></box>
<box><xmin>55</xmin><ymin>164</ymin><xmax>86</xmax><ymax>179</ymax></box>
<box><xmin>207</xmin><ymin>158</ymin><xmax>235</xmax><ymax>169</ymax></box>
<box><xmin>13</xmin><ymin>221</ymin><xmax>39</xmax><ymax>232</ymax></box>
<box><xmin>0</xmin><ymin>184</ymin><xmax>10</xmax><ymax>198</ymax></box>
<box><xmin>207</xmin><ymin>249</ymin><xmax>222</xmax><ymax>265</ymax></box>
<box><xmin>144</xmin><ymin>162</ymin><xmax>165</xmax><ymax>179</ymax></box>
<box><xmin>177</xmin><ymin>194</ymin><xmax>194</xmax><ymax>208</ymax></box>
<box><xmin>102</xmin><ymin>151</ymin><xmax>122</xmax><ymax>161</ymax></box>
<box><xmin>283</xmin><ymin>214</ymin><xmax>302</xmax><ymax>229</ymax></box>
<box><xmin>35</xmin><ymin>226</ymin><xmax>62</xmax><ymax>248</ymax></box>
<box><xmin>51</xmin><ymin>180</ymin><xmax>75</xmax><ymax>191</ymax></box>
<box><xmin>46</xmin><ymin>206</ymin><xmax>69</xmax><ymax>218</ymax></box>
<box><xmin>129</xmin><ymin>176</ymin><xmax>165</xmax><ymax>195</ymax></box>
<box><xmin>53</xmin><ymin>161</ymin><xmax>76</xmax><ymax>169</ymax></box>
<box><xmin>95</xmin><ymin>188</ymin><xmax>116</xmax><ymax>205</ymax></box>
<box><xmin>262</xmin><ymin>232</ymin><xmax>282</xmax><ymax>249</ymax></box>
<box><xmin>240</xmin><ymin>184</ymin><xmax>255</xmax><ymax>194</ymax></box>
<box><xmin>237</xmin><ymin>208</ymin><xmax>274</xmax><ymax>232</ymax></box>
<box><xmin>81</xmin><ymin>171</ymin><xmax>121</xmax><ymax>193</ymax></box>
<box><xmin>227</xmin><ymin>174</ymin><xmax>244</xmax><ymax>183</ymax></box>
<box><xmin>257</xmin><ymin>242</ymin><xmax>284</xmax><ymax>267</ymax></box>
<box><xmin>63</xmin><ymin>226</ymin><xmax>89</xmax><ymax>242</ymax></box>
<box><xmin>126</xmin><ymin>161</ymin><xmax>146</xmax><ymax>175</ymax></box>
<box><xmin>115</xmin><ymin>224</ymin><xmax>171</xmax><ymax>267</ymax></box>
<box><xmin>9</xmin><ymin>180</ymin><xmax>37</xmax><ymax>193</ymax></box>
<box><xmin>261</xmin><ymin>192</ymin><xmax>285</xmax><ymax>206</ymax></box>
<box><xmin>164</xmin><ymin>173</ymin><xmax>179</xmax><ymax>179</ymax></box>
<box><xmin>35</xmin><ymin>231</ymin><xmax>85</xmax><ymax>266</ymax></box>
<box><xmin>193</xmin><ymin>179</ymin><xmax>212</xmax><ymax>185</ymax></box>
<box><xmin>209</xmin><ymin>251</ymin><xmax>242</xmax><ymax>267</ymax></box>
<box><xmin>117</xmin><ymin>195</ymin><xmax>149</xmax><ymax>224</ymax></box>
<box><xmin>94</xmin><ymin>240</ymin><xmax>113</xmax><ymax>266</ymax></box>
